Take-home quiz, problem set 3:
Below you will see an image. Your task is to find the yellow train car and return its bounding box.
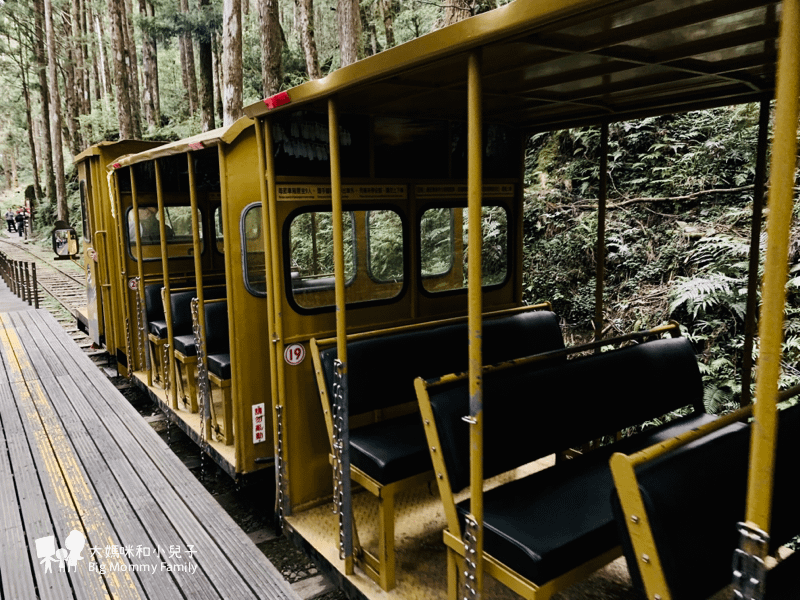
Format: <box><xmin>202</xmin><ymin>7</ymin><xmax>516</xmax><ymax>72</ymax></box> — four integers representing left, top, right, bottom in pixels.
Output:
<box><xmin>70</xmin><ymin>0</ymin><xmax>799</xmax><ymax>598</ymax></box>
<box><xmin>73</xmin><ymin>140</ymin><xmax>163</xmax><ymax>350</ymax></box>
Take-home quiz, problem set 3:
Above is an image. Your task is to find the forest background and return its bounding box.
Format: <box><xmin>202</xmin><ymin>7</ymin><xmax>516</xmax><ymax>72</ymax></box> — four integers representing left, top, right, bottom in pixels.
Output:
<box><xmin>0</xmin><ymin>0</ymin><xmax>799</xmax><ymax>411</ymax></box>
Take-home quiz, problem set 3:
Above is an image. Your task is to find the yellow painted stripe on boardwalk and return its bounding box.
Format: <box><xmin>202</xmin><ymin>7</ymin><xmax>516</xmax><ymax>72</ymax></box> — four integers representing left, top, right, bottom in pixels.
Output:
<box><xmin>0</xmin><ymin>314</ymin><xmax>142</xmax><ymax>600</ymax></box>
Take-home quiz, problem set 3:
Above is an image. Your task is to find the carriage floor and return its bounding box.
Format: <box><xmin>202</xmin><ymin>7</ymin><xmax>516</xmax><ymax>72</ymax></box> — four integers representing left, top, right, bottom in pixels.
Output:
<box><xmin>0</xmin><ymin>308</ymin><xmax>298</xmax><ymax>600</ymax></box>
<box><xmin>286</xmin><ymin>459</ymin><xmax>646</xmax><ymax>600</ymax></box>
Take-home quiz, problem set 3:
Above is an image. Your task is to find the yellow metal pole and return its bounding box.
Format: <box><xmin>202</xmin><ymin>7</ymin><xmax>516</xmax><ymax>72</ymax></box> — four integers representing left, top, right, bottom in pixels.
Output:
<box><xmin>187</xmin><ymin>154</ymin><xmax>209</xmax><ymax>436</ymax></box>
<box><xmin>741</xmin><ymin>98</ymin><xmax>771</xmax><ymax>406</ymax></box>
<box><xmin>111</xmin><ymin>170</ymin><xmax>132</xmax><ymax>375</ymax></box>
<box><xmin>594</xmin><ymin>122</ymin><xmax>608</xmax><ymax>343</ymax></box>
<box><xmin>130</xmin><ymin>167</ymin><xmax>148</xmax><ymax>378</ymax></box>
<box><xmin>746</xmin><ymin>0</ymin><xmax>799</xmax><ymax>532</ymax></box>
<box><xmin>256</xmin><ymin>116</ymin><xmax>288</xmax><ymax>517</ymax></box>
<box><xmin>466</xmin><ymin>50</ymin><xmax>484</xmax><ymax>600</ymax></box>
<box><xmin>155</xmin><ymin>160</ymin><xmax>178</xmax><ymax>409</ymax></box>
<box><xmin>329</xmin><ymin>97</ymin><xmax>354</xmax><ymax>576</ymax></box>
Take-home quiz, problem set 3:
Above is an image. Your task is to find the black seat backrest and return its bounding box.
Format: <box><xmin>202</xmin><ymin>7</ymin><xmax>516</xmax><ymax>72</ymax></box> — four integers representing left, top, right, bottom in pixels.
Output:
<box><xmin>204</xmin><ymin>301</ymin><xmax>229</xmax><ymax>354</ymax></box>
<box><xmin>169</xmin><ymin>290</ymin><xmax>199</xmax><ymax>336</ymax></box>
<box><xmin>428</xmin><ymin>336</ymin><xmax>704</xmax><ymax>492</ymax></box>
<box><xmin>319</xmin><ymin>310</ymin><xmax>565</xmax><ymax>417</ymax></box>
<box><xmin>616</xmin><ymin>402</ymin><xmax>800</xmax><ymax>600</ymax></box>
<box><xmin>144</xmin><ymin>284</ymin><xmax>164</xmax><ymax>322</ymax></box>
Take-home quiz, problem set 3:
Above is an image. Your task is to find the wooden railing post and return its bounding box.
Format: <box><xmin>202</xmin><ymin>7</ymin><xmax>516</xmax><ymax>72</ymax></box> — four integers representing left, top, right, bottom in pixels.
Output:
<box><xmin>32</xmin><ymin>263</ymin><xmax>39</xmax><ymax>308</ymax></box>
<box><xmin>24</xmin><ymin>262</ymin><xmax>32</xmax><ymax>305</ymax></box>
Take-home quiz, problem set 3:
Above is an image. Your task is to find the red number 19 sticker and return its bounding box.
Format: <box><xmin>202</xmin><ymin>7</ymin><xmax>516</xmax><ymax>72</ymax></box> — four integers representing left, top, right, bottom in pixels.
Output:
<box><xmin>284</xmin><ymin>343</ymin><xmax>305</xmax><ymax>366</ymax></box>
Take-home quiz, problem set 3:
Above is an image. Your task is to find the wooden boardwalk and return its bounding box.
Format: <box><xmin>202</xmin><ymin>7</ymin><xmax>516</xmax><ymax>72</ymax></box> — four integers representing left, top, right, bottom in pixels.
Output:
<box><xmin>0</xmin><ymin>309</ymin><xmax>299</xmax><ymax>600</ymax></box>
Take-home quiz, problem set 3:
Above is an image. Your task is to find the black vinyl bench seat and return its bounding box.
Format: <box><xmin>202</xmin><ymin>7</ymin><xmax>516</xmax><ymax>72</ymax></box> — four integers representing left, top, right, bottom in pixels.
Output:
<box><xmin>418</xmin><ymin>335</ymin><xmax>712</xmax><ymax>600</ymax></box>
<box><xmin>310</xmin><ymin>308</ymin><xmax>566</xmax><ymax>591</ymax></box>
<box><xmin>611</xmin><ymin>401</ymin><xmax>800</xmax><ymax>600</ymax></box>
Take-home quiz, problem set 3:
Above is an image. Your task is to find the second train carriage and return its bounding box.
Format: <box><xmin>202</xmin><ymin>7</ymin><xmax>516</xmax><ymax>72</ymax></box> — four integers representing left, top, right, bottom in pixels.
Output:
<box><xmin>70</xmin><ymin>0</ymin><xmax>800</xmax><ymax>598</ymax></box>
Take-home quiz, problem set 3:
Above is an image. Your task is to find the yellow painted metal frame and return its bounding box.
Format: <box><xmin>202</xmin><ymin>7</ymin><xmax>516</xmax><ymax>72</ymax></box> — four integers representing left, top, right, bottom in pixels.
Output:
<box><xmin>416</xmin><ymin>374</ymin><xmax>624</xmax><ymax>600</ymax></box>
<box><xmin>309</xmin><ymin>303</ymin><xmax>554</xmax><ymax>591</ymax></box>
<box><xmin>746</xmin><ymin>0</ymin><xmax>799</xmax><ymax>535</ymax></box>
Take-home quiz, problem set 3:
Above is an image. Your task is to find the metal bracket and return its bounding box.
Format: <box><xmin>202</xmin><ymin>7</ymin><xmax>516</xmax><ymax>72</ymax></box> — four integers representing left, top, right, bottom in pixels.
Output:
<box><xmin>732</xmin><ymin>521</ymin><xmax>769</xmax><ymax>600</ymax></box>
<box><xmin>331</xmin><ymin>359</ymin><xmax>353</xmax><ymax>563</ymax></box>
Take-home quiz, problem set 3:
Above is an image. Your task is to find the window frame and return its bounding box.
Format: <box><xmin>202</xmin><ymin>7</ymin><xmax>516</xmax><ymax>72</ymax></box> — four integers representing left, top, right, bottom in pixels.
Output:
<box><xmin>283</xmin><ymin>204</ymin><xmax>408</xmax><ymax>315</ymax></box>
<box><xmin>241</xmin><ymin>202</ymin><xmax>267</xmax><ymax>297</ymax></box>
<box><xmin>124</xmin><ymin>205</ymin><xmax>204</xmax><ymax>262</ymax></box>
<box><xmin>417</xmin><ymin>200</ymin><xmax>512</xmax><ymax>297</ymax></box>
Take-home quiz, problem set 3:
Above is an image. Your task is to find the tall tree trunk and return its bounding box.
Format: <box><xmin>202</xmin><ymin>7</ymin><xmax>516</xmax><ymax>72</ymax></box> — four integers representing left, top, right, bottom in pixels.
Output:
<box><xmin>95</xmin><ymin>9</ymin><xmax>113</xmax><ymax>97</ymax></box>
<box><xmin>222</xmin><ymin>0</ymin><xmax>243</xmax><ymax>126</ymax></box>
<box><xmin>44</xmin><ymin>0</ymin><xmax>69</xmax><ymax>221</ymax></box>
<box><xmin>139</xmin><ymin>0</ymin><xmax>160</xmax><ymax>131</ymax></box>
<box><xmin>442</xmin><ymin>0</ymin><xmax>471</xmax><ymax>27</ymax></box>
<box><xmin>71</xmin><ymin>0</ymin><xmax>88</xmax><ymax>117</ymax></box>
<box><xmin>109</xmin><ymin>0</ymin><xmax>136</xmax><ymax>138</ymax></box>
<box><xmin>1</xmin><ymin>151</ymin><xmax>10</xmax><ymax>192</ymax></box>
<box><xmin>62</xmin><ymin>11</ymin><xmax>82</xmax><ymax>153</ymax></box>
<box><xmin>80</xmin><ymin>0</ymin><xmax>92</xmax><ymax>113</ymax></box>
<box><xmin>295</xmin><ymin>0</ymin><xmax>320</xmax><ymax>79</ymax></box>
<box><xmin>147</xmin><ymin>1</ymin><xmax>161</xmax><ymax>121</ymax></box>
<box><xmin>361</xmin><ymin>1</ymin><xmax>379</xmax><ymax>57</ymax></box>
<box><xmin>380</xmin><ymin>0</ymin><xmax>396</xmax><ymax>49</ymax></box>
<box><xmin>121</xmin><ymin>0</ymin><xmax>143</xmax><ymax>137</ymax></box>
<box><xmin>338</xmin><ymin>0</ymin><xmax>362</xmax><ymax>67</ymax></box>
<box><xmin>33</xmin><ymin>0</ymin><xmax>56</xmax><ymax>205</ymax></box>
<box><xmin>179</xmin><ymin>0</ymin><xmax>200</xmax><ymax>115</ymax></box>
<box><xmin>21</xmin><ymin>66</ymin><xmax>43</xmax><ymax>201</ymax></box>
<box><xmin>198</xmin><ymin>0</ymin><xmax>216</xmax><ymax>131</ymax></box>
<box><xmin>259</xmin><ymin>0</ymin><xmax>284</xmax><ymax>97</ymax></box>
<box><xmin>213</xmin><ymin>33</ymin><xmax>224</xmax><ymax>122</ymax></box>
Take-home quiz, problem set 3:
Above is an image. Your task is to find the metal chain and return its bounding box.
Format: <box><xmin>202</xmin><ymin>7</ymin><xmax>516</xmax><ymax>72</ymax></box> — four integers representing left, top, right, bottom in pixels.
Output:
<box><xmin>275</xmin><ymin>404</ymin><xmax>285</xmax><ymax>527</ymax></box>
<box><xmin>462</xmin><ymin>516</ymin><xmax>479</xmax><ymax>600</ymax></box>
<box><xmin>162</xmin><ymin>343</ymin><xmax>170</xmax><ymax>391</ymax></box>
<box><xmin>331</xmin><ymin>359</ymin><xmax>346</xmax><ymax>558</ymax></box>
<box><xmin>191</xmin><ymin>298</ymin><xmax>210</xmax><ymax>439</ymax></box>
<box><xmin>134</xmin><ymin>278</ymin><xmax>145</xmax><ymax>369</ymax></box>
<box><xmin>191</xmin><ymin>298</ymin><xmax>210</xmax><ymax>481</ymax></box>
<box><xmin>732</xmin><ymin>522</ymin><xmax>769</xmax><ymax>600</ymax></box>
<box><xmin>124</xmin><ymin>314</ymin><xmax>134</xmax><ymax>381</ymax></box>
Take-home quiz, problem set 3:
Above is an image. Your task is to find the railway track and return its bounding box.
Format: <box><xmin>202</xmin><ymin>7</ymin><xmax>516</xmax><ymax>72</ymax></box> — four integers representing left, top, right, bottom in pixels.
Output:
<box><xmin>0</xmin><ymin>234</ymin><xmax>112</xmax><ymax>367</ymax></box>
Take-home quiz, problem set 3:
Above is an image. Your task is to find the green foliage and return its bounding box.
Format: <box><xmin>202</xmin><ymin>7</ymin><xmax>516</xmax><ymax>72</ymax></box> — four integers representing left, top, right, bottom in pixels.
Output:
<box><xmin>523</xmin><ymin>103</ymin><xmax>800</xmax><ymax>408</ymax></box>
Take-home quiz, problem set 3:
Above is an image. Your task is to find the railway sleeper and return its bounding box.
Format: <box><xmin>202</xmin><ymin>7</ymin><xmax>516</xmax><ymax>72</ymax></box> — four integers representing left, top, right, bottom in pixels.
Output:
<box><xmin>416</xmin><ymin>335</ymin><xmax>715</xmax><ymax>600</ymax></box>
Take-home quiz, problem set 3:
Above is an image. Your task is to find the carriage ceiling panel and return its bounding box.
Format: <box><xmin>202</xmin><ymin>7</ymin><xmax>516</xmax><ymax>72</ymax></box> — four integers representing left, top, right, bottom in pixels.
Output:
<box><xmin>246</xmin><ymin>0</ymin><xmax>782</xmax><ymax>132</ymax></box>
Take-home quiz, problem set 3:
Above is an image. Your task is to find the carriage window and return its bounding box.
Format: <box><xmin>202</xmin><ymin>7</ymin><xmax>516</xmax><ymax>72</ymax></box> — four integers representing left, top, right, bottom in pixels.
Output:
<box><xmin>367</xmin><ymin>210</ymin><xmax>404</xmax><ymax>283</ymax></box>
<box><xmin>126</xmin><ymin>206</ymin><xmax>203</xmax><ymax>261</ymax></box>
<box><xmin>214</xmin><ymin>206</ymin><xmax>224</xmax><ymax>253</ymax></box>
<box><xmin>80</xmin><ymin>180</ymin><xmax>90</xmax><ymax>241</ymax></box>
<box><xmin>242</xmin><ymin>203</ymin><xmax>266</xmax><ymax>296</ymax></box>
<box><xmin>420</xmin><ymin>205</ymin><xmax>508</xmax><ymax>292</ymax></box>
<box><xmin>288</xmin><ymin>209</ymin><xmax>404</xmax><ymax>310</ymax></box>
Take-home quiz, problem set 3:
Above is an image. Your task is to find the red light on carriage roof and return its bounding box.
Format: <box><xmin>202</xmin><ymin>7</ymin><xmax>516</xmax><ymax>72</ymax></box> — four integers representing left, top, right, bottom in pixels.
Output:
<box><xmin>188</xmin><ymin>142</ymin><xmax>204</xmax><ymax>150</ymax></box>
<box><xmin>112</xmin><ymin>163</ymin><xmax>121</xmax><ymax>169</ymax></box>
<box><xmin>264</xmin><ymin>91</ymin><xmax>291</xmax><ymax>110</ymax></box>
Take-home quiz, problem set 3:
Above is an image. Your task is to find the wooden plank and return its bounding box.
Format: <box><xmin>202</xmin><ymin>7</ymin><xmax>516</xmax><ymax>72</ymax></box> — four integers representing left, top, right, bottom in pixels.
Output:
<box><xmin>0</xmin><ymin>382</ymin><xmax>73</xmax><ymax>600</ymax></box>
<box><xmin>6</xmin><ymin>311</ymin><xmax>61</xmax><ymax>380</ymax></box>
<box><xmin>55</xmin><ymin>375</ymin><xmax>220</xmax><ymax>600</ymax></box>
<box><xmin>0</xmin><ymin>383</ymin><xmax>38</xmax><ymax>599</ymax></box>
<box><xmin>0</xmin><ymin>313</ymin><xmax>38</xmax><ymax>383</ymax></box>
<box><xmin>0</xmin><ymin>314</ymin><xmax>23</xmax><ymax>384</ymax></box>
<box><xmin>41</xmin><ymin>375</ymin><xmax>187</xmax><ymax>600</ymax></box>
<box><xmin>28</xmin><ymin>310</ymin><xmax>298</xmax><ymax>599</ymax></box>
<box><xmin>9</xmin><ymin>378</ymin><xmax>127</xmax><ymax>600</ymax></box>
<box><xmin>64</xmin><ymin>374</ymin><xmax>261</xmax><ymax>600</ymax></box>
<box><xmin>8</xmin><ymin>310</ymin><xmax>70</xmax><ymax>378</ymax></box>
